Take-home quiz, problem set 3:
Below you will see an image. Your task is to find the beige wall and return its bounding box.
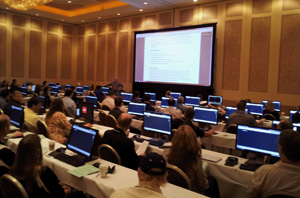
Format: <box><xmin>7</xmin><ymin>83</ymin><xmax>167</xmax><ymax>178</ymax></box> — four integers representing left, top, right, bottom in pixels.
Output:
<box><xmin>0</xmin><ymin>0</ymin><xmax>300</xmax><ymax>112</ymax></box>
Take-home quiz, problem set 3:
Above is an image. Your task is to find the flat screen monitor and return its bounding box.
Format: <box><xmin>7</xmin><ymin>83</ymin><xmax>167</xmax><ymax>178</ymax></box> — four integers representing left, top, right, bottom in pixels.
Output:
<box><xmin>143</xmin><ymin>111</ymin><xmax>172</xmax><ymax>135</ymax></box>
<box><xmin>144</xmin><ymin>92</ymin><xmax>156</xmax><ymax>102</ymax></box>
<box><xmin>83</xmin><ymin>85</ymin><xmax>89</xmax><ymax>92</ymax></box>
<box><xmin>185</xmin><ymin>96</ymin><xmax>200</xmax><ymax>107</ymax></box>
<box><xmin>51</xmin><ymin>86</ymin><xmax>59</xmax><ymax>94</ymax></box>
<box><xmin>76</xmin><ymin>87</ymin><xmax>83</xmax><ymax>95</ymax></box>
<box><xmin>121</xmin><ymin>92</ymin><xmax>133</xmax><ymax>103</ymax></box>
<box><xmin>289</xmin><ymin>110</ymin><xmax>300</xmax><ymax>123</ymax></box>
<box><xmin>193</xmin><ymin>107</ymin><xmax>218</xmax><ymax>125</ymax></box>
<box><xmin>26</xmin><ymin>81</ymin><xmax>30</xmax><ymax>86</ymax></box>
<box><xmin>247</xmin><ymin>103</ymin><xmax>264</xmax><ymax>116</ymax></box>
<box><xmin>20</xmin><ymin>86</ymin><xmax>27</xmax><ymax>96</ymax></box>
<box><xmin>102</xmin><ymin>87</ymin><xmax>109</xmax><ymax>94</ymax></box>
<box><xmin>262</xmin><ymin>100</ymin><xmax>281</xmax><ymax>111</ymax></box>
<box><xmin>208</xmin><ymin>95</ymin><xmax>222</xmax><ymax>105</ymax></box>
<box><xmin>225</xmin><ymin>106</ymin><xmax>249</xmax><ymax>119</ymax></box>
<box><xmin>85</xmin><ymin>96</ymin><xmax>97</xmax><ymax>108</ymax></box>
<box><xmin>236</xmin><ymin>125</ymin><xmax>280</xmax><ymax>157</ymax></box>
<box><xmin>76</xmin><ymin>101</ymin><xmax>94</xmax><ymax>122</ymax></box>
<box><xmin>170</xmin><ymin>92</ymin><xmax>181</xmax><ymax>99</ymax></box>
<box><xmin>49</xmin><ymin>82</ymin><xmax>55</xmax><ymax>88</ymax></box>
<box><xmin>65</xmin><ymin>84</ymin><xmax>71</xmax><ymax>89</ymax></box>
<box><xmin>31</xmin><ymin>85</ymin><xmax>36</xmax><ymax>92</ymax></box>
<box><xmin>128</xmin><ymin>102</ymin><xmax>146</xmax><ymax>116</ymax></box>
<box><xmin>161</xmin><ymin>97</ymin><xmax>177</xmax><ymax>108</ymax></box>
<box><xmin>10</xmin><ymin>105</ymin><xmax>24</xmax><ymax>128</ymax></box>
<box><xmin>38</xmin><ymin>95</ymin><xmax>46</xmax><ymax>113</ymax></box>
<box><xmin>57</xmin><ymin>85</ymin><xmax>62</xmax><ymax>91</ymax></box>
<box><xmin>67</xmin><ymin>124</ymin><xmax>97</xmax><ymax>160</ymax></box>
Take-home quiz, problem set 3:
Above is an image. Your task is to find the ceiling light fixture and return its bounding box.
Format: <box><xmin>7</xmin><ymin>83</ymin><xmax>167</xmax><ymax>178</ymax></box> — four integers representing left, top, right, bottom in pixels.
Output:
<box><xmin>35</xmin><ymin>14</ymin><xmax>39</xmax><ymax>16</ymax></box>
<box><xmin>193</xmin><ymin>0</ymin><xmax>198</xmax><ymax>2</ymax></box>
<box><xmin>82</xmin><ymin>20</ymin><xmax>85</xmax><ymax>22</ymax></box>
<box><xmin>1</xmin><ymin>0</ymin><xmax>53</xmax><ymax>10</ymax></box>
<box><xmin>139</xmin><ymin>9</ymin><xmax>143</xmax><ymax>12</ymax></box>
<box><xmin>61</xmin><ymin>19</ymin><xmax>64</xmax><ymax>21</ymax></box>
<box><xmin>117</xmin><ymin>13</ymin><xmax>121</xmax><ymax>16</ymax></box>
<box><xmin>144</xmin><ymin>2</ymin><xmax>148</xmax><ymax>5</ymax></box>
<box><xmin>67</xmin><ymin>0</ymin><xmax>72</xmax><ymax>3</ymax></box>
<box><xmin>5</xmin><ymin>7</ymin><xmax>9</xmax><ymax>9</ymax></box>
<box><xmin>98</xmin><ymin>17</ymin><xmax>101</xmax><ymax>19</ymax></box>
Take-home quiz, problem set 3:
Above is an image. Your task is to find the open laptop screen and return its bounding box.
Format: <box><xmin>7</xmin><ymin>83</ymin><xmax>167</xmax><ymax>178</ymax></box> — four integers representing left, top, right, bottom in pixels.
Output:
<box><xmin>51</xmin><ymin>87</ymin><xmax>59</xmax><ymax>94</ymax></box>
<box><xmin>86</xmin><ymin>96</ymin><xmax>97</xmax><ymax>108</ymax></box>
<box><xmin>20</xmin><ymin>87</ymin><xmax>27</xmax><ymax>96</ymax></box>
<box><xmin>10</xmin><ymin>105</ymin><xmax>24</xmax><ymax>128</ymax></box>
<box><xmin>121</xmin><ymin>92</ymin><xmax>133</xmax><ymax>103</ymax></box>
<box><xmin>76</xmin><ymin>101</ymin><xmax>94</xmax><ymax>122</ymax></box>
<box><xmin>102</xmin><ymin>87</ymin><xmax>109</xmax><ymax>94</ymax></box>
<box><xmin>208</xmin><ymin>95</ymin><xmax>222</xmax><ymax>105</ymax></box>
<box><xmin>83</xmin><ymin>85</ymin><xmax>89</xmax><ymax>92</ymax></box>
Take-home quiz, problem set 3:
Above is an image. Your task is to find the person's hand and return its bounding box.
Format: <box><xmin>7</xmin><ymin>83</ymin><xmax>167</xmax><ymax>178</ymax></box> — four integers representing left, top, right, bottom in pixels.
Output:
<box><xmin>13</xmin><ymin>131</ymin><xmax>23</xmax><ymax>137</ymax></box>
<box><xmin>125</xmin><ymin>130</ymin><xmax>129</xmax><ymax>137</ymax></box>
<box><xmin>84</xmin><ymin>123</ymin><xmax>93</xmax><ymax>128</ymax></box>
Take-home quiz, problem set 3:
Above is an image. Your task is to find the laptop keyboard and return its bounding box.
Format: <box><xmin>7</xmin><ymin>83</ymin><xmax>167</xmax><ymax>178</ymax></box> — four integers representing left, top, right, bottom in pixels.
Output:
<box><xmin>54</xmin><ymin>152</ymin><xmax>85</xmax><ymax>167</ymax></box>
<box><xmin>134</xmin><ymin>138</ymin><xmax>164</xmax><ymax>146</ymax></box>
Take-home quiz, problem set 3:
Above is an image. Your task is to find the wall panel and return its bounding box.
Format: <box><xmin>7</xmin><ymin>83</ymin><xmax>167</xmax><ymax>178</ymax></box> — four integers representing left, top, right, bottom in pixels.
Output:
<box><xmin>145</xmin><ymin>15</ymin><xmax>156</xmax><ymax>27</ymax></box>
<box><xmin>159</xmin><ymin>12</ymin><xmax>172</xmax><ymax>25</ymax></box>
<box><xmin>118</xmin><ymin>32</ymin><xmax>128</xmax><ymax>83</ymax></box>
<box><xmin>77</xmin><ymin>37</ymin><xmax>84</xmax><ymax>81</ymax></box>
<box><xmin>96</xmin><ymin>35</ymin><xmax>105</xmax><ymax>81</ymax></box>
<box><xmin>47</xmin><ymin>22</ymin><xmax>58</xmax><ymax>32</ymax></box>
<box><xmin>180</xmin><ymin>9</ymin><xmax>193</xmax><ymax>23</ymax></box>
<box><xmin>29</xmin><ymin>31</ymin><xmax>42</xmax><ymax>78</ymax></box>
<box><xmin>46</xmin><ymin>33</ymin><xmax>57</xmax><ymax>79</ymax></box>
<box><xmin>61</xmin><ymin>36</ymin><xmax>72</xmax><ymax>79</ymax></box>
<box><xmin>132</xmin><ymin>17</ymin><xmax>142</xmax><ymax>29</ymax></box>
<box><xmin>30</xmin><ymin>18</ymin><xmax>42</xmax><ymax>30</ymax></box>
<box><xmin>63</xmin><ymin>25</ymin><xmax>73</xmax><ymax>35</ymax></box>
<box><xmin>87</xmin><ymin>36</ymin><xmax>95</xmax><ymax>81</ymax></box>
<box><xmin>0</xmin><ymin>25</ymin><xmax>6</xmax><ymax>77</ymax></box>
<box><xmin>11</xmin><ymin>28</ymin><xmax>25</xmax><ymax>78</ymax></box>
<box><xmin>283</xmin><ymin>0</ymin><xmax>300</xmax><ymax>10</ymax></box>
<box><xmin>203</xmin><ymin>6</ymin><xmax>218</xmax><ymax>20</ymax></box>
<box><xmin>120</xmin><ymin>19</ymin><xmax>129</xmax><ymax>30</ymax></box>
<box><xmin>252</xmin><ymin>0</ymin><xmax>272</xmax><ymax>14</ymax></box>
<box><xmin>12</xmin><ymin>15</ymin><xmax>26</xmax><ymax>27</ymax></box>
<box><xmin>226</xmin><ymin>2</ymin><xmax>243</xmax><ymax>17</ymax></box>
<box><xmin>0</xmin><ymin>12</ymin><xmax>7</xmax><ymax>23</ymax></box>
<box><xmin>106</xmin><ymin>33</ymin><xmax>116</xmax><ymax>81</ymax></box>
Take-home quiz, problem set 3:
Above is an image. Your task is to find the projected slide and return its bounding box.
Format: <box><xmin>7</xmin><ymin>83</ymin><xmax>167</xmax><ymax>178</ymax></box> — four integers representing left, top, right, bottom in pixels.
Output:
<box><xmin>134</xmin><ymin>25</ymin><xmax>215</xmax><ymax>87</ymax></box>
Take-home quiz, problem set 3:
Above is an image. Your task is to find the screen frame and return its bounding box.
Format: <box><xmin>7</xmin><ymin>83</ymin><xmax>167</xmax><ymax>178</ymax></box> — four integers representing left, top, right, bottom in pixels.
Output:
<box><xmin>143</xmin><ymin>111</ymin><xmax>172</xmax><ymax>135</ymax></box>
<box><xmin>193</xmin><ymin>106</ymin><xmax>218</xmax><ymax>125</ymax></box>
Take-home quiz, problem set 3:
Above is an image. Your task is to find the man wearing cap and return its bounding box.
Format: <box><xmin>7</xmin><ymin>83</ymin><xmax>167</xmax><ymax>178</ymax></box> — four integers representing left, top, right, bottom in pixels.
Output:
<box><xmin>110</xmin><ymin>152</ymin><xmax>168</xmax><ymax>198</ymax></box>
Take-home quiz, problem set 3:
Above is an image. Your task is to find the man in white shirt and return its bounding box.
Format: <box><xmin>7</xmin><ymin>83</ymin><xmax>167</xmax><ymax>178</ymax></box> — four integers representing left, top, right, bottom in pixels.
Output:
<box><xmin>161</xmin><ymin>97</ymin><xmax>182</xmax><ymax>119</ymax></box>
<box><xmin>62</xmin><ymin>90</ymin><xmax>76</xmax><ymax>118</ymax></box>
<box><xmin>101</xmin><ymin>90</ymin><xmax>115</xmax><ymax>111</ymax></box>
<box><xmin>24</xmin><ymin>97</ymin><xmax>41</xmax><ymax>134</ymax></box>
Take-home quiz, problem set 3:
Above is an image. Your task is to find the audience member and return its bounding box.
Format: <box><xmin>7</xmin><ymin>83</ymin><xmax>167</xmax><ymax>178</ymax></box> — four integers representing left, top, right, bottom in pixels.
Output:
<box><xmin>34</xmin><ymin>84</ymin><xmax>43</xmax><ymax>96</ymax></box>
<box><xmin>263</xmin><ymin>101</ymin><xmax>280</xmax><ymax>120</ymax></box>
<box><xmin>102</xmin><ymin>90</ymin><xmax>115</xmax><ymax>110</ymax></box>
<box><xmin>3</xmin><ymin>90</ymin><xmax>23</xmax><ymax>116</ymax></box>
<box><xmin>292</xmin><ymin>112</ymin><xmax>300</xmax><ymax>123</ymax></box>
<box><xmin>172</xmin><ymin>108</ymin><xmax>215</xmax><ymax>137</ymax></box>
<box><xmin>277</xmin><ymin>120</ymin><xmax>293</xmax><ymax>131</ymax></box>
<box><xmin>10</xmin><ymin>134</ymin><xmax>65</xmax><ymax>198</ymax></box>
<box><xmin>46</xmin><ymin>98</ymin><xmax>72</xmax><ymax>144</ymax></box>
<box><xmin>24</xmin><ymin>97</ymin><xmax>41</xmax><ymax>134</ymax></box>
<box><xmin>42</xmin><ymin>86</ymin><xmax>51</xmax><ymax>108</ymax></box>
<box><xmin>247</xmin><ymin>129</ymin><xmax>300</xmax><ymax>197</ymax></box>
<box><xmin>94</xmin><ymin>85</ymin><xmax>104</xmax><ymax>103</ymax></box>
<box><xmin>103</xmin><ymin>113</ymin><xmax>139</xmax><ymax>170</ymax></box>
<box><xmin>0</xmin><ymin>90</ymin><xmax>9</xmax><ymax>110</ymax></box>
<box><xmin>177</xmin><ymin>96</ymin><xmax>188</xmax><ymax>114</ymax></box>
<box><xmin>105</xmin><ymin>77</ymin><xmax>123</xmax><ymax>96</ymax></box>
<box><xmin>110</xmin><ymin>152</ymin><xmax>167</xmax><ymax>198</ymax></box>
<box><xmin>69</xmin><ymin>86</ymin><xmax>78</xmax><ymax>104</ymax></box>
<box><xmin>161</xmin><ymin>97</ymin><xmax>182</xmax><ymax>119</ymax></box>
<box><xmin>144</xmin><ymin>94</ymin><xmax>155</xmax><ymax>112</ymax></box>
<box><xmin>109</xmin><ymin>96</ymin><xmax>124</xmax><ymax>119</ymax></box>
<box><xmin>131</xmin><ymin>91</ymin><xmax>141</xmax><ymax>103</ymax></box>
<box><xmin>167</xmin><ymin>125</ymin><xmax>209</xmax><ymax>194</ymax></box>
<box><xmin>62</xmin><ymin>90</ymin><xmax>76</xmax><ymax>118</ymax></box>
<box><xmin>165</xmin><ymin>90</ymin><xmax>171</xmax><ymax>97</ymax></box>
<box><xmin>9</xmin><ymin>79</ymin><xmax>18</xmax><ymax>90</ymax></box>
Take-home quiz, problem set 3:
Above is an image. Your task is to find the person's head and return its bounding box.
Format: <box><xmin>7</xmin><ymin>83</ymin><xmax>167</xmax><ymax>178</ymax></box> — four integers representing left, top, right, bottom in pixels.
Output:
<box><xmin>96</xmin><ymin>85</ymin><xmax>102</xmax><ymax>90</ymax></box>
<box><xmin>10</xmin><ymin>90</ymin><xmax>22</xmax><ymax>102</ymax></box>
<box><xmin>0</xmin><ymin>115</ymin><xmax>10</xmax><ymax>141</ymax></box>
<box><xmin>143</xmin><ymin>94</ymin><xmax>151</xmax><ymax>103</ymax></box>
<box><xmin>244</xmin><ymin>99</ymin><xmax>251</xmax><ymax>103</ymax></box>
<box><xmin>278</xmin><ymin>129</ymin><xmax>300</xmax><ymax>163</ymax></box>
<box><xmin>46</xmin><ymin>98</ymin><xmax>64</xmax><ymax>120</ymax></box>
<box><xmin>265</xmin><ymin>101</ymin><xmax>275</xmax><ymax>111</ymax></box>
<box><xmin>0</xmin><ymin>90</ymin><xmax>9</xmax><ymax>100</ymax></box>
<box><xmin>167</xmin><ymin>97</ymin><xmax>176</xmax><ymax>107</ymax></box>
<box><xmin>42</xmin><ymin>81</ymin><xmax>48</xmax><ymax>87</ymax></box>
<box><xmin>107</xmin><ymin>90</ymin><xmax>115</xmax><ymax>98</ymax></box>
<box><xmin>237</xmin><ymin>100</ymin><xmax>246</xmax><ymax>111</ymax></box>
<box><xmin>117</xmin><ymin>113</ymin><xmax>132</xmax><ymax>131</ymax></box>
<box><xmin>28</xmin><ymin>97</ymin><xmax>41</xmax><ymax>113</ymax></box>
<box><xmin>133</xmin><ymin>91</ymin><xmax>140</xmax><ymax>98</ymax></box>
<box><xmin>292</xmin><ymin>112</ymin><xmax>300</xmax><ymax>123</ymax></box>
<box><xmin>165</xmin><ymin>90</ymin><xmax>171</xmax><ymax>97</ymax></box>
<box><xmin>34</xmin><ymin>84</ymin><xmax>42</xmax><ymax>94</ymax></box>
<box><xmin>114</xmin><ymin>77</ymin><xmax>118</xmax><ymax>82</ymax></box>
<box><xmin>277</xmin><ymin>120</ymin><xmax>293</xmax><ymax>131</ymax></box>
<box><xmin>114</xmin><ymin>96</ymin><xmax>123</xmax><ymax>107</ymax></box>
<box><xmin>76</xmin><ymin>82</ymin><xmax>81</xmax><ymax>87</ymax></box>
<box><xmin>177</xmin><ymin>96</ymin><xmax>184</xmax><ymax>104</ymax></box>
<box><xmin>184</xmin><ymin>107</ymin><xmax>195</xmax><ymax>120</ymax></box>
<box><xmin>138</xmin><ymin>152</ymin><xmax>167</xmax><ymax>188</ymax></box>
<box><xmin>65</xmin><ymin>89</ymin><xmax>74</xmax><ymax>97</ymax></box>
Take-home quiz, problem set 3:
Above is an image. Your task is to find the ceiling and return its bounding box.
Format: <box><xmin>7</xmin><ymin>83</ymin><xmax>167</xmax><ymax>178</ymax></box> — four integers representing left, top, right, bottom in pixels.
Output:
<box><xmin>0</xmin><ymin>0</ymin><xmax>225</xmax><ymax>24</ymax></box>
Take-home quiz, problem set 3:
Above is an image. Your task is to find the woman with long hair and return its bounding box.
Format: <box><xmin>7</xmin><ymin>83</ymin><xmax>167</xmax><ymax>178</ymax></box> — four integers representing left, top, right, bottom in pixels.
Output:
<box><xmin>46</xmin><ymin>98</ymin><xmax>72</xmax><ymax>144</ymax></box>
<box><xmin>10</xmin><ymin>134</ymin><xmax>64</xmax><ymax>198</ymax></box>
<box><xmin>263</xmin><ymin>101</ymin><xmax>280</xmax><ymax>120</ymax></box>
<box><xmin>167</xmin><ymin>124</ymin><xmax>208</xmax><ymax>194</ymax></box>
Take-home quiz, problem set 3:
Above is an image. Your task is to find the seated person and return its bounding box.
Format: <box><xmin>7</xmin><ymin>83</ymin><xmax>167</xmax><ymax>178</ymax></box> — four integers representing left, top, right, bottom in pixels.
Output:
<box><xmin>277</xmin><ymin>120</ymin><xmax>293</xmax><ymax>131</ymax></box>
<box><xmin>165</xmin><ymin>90</ymin><xmax>171</xmax><ymax>97</ymax></box>
<box><xmin>110</xmin><ymin>152</ymin><xmax>167</xmax><ymax>198</ymax></box>
<box><xmin>144</xmin><ymin>94</ymin><xmax>155</xmax><ymax>112</ymax></box>
<box><xmin>131</xmin><ymin>91</ymin><xmax>142</xmax><ymax>103</ymax></box>
<box><xmin>62</xmin><ymin>90</ymin><xmax>76</xmax><ymax>118</ymax></box>
<box><xmin>292</xmin><ymin>112</ymin><xmax>300</xmax><ymax>123</ymax></box>
<box><xmin>109</xmin><ymin>96</ymin><xmax>124</xmax><ymax>120</ymax></box>
<box><xmin>247</xmin><ymin>129</ymin><xmax>300</xmax><ymax>197</ymax></box>
<box><xmin>102</xmin><ymin>113</ymin><xmax>139</xmax><ymax>170</ymax></box>
<box><xmin>3</xmin><ymin>90</ymin><xmax>23</xmax><ymax>116</ymax></box>
<box><xmin>94</xmin><ymin>85</ymin><xmax>104</xmax><ymax>103</ymax></box>
<box><xmin>172</xmin><ymin>107</ymin><xmax>215</xmax><ymax>137</ymax></box>
<box><xmin>0</xmin><ymin>90</ymin><xmax>9</xmax><ymax>110</ymax></box>
<box><xmin>161</xmin><ymin>98</ymin><xmax>182</xmax><ymax>120</ymax></box>
<box><xmin>177</xmin><ymin>96</ymin><xmax>188</xmax><ymax>114</ymax></box>
<box><xmin>102</xmin><ymin>90</ymin><xmax>115</xmax><ymax>110</ymax></box>
<box><xmin>10</xmin><ymin>134</ymin><xmax>65</xmax><ymax>198</ymax></box>
<box><xmin>263</xmin><ymin>101</ymin><xmax>280</xmax><ymax>120</ymax></box>
<box><xmin>24</xmin><ymin>97</ymin><xmax>41</xmax><ymax>134</ymax></box>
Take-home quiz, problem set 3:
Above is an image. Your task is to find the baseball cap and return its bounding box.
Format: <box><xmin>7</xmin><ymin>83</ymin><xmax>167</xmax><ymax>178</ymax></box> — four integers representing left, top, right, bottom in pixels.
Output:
<box><xmin>139</xmin><ymin>152</ymin><xmax>166</xmax><ymax>175</ymax></box>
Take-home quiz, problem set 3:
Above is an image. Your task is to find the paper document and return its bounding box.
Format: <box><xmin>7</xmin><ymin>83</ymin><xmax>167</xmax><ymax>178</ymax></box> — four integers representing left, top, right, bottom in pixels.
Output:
<box><xmin>136</xmin><ymin>141</ymin><xmax>149</xmax><ymax>155</ymax></box>
<box><xmin>68</xmin><ymin>164</ymin><xmax>99</xmax><ymax>178</ymax></box>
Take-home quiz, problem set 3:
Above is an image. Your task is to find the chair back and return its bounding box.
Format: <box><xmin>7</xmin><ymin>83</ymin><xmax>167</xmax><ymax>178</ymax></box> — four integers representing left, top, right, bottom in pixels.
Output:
<box><xmin>0</xmin><ymin>174</ymin><xmax>29</xmax><ymax>198</ymax></box>
<box><xmin>226</xmin><ymin>124</ymin><xmax>237</xmax><ymax>134</ymax></box>
<box><xmin>102</xmin><ymin>105</ymin><xmax>111</xmax><ymax>111</ymax></box>
<box><xmin>99</xmin><ymin>111</ymin><xmax>108</xmax><ymax>126</ymax></box>
<box><xmin>268</xmin><ymin>195</ymin><xmax>296</xmax><ymax>198</ymax></box>
<box><xmin>166</xmin><ymin>164</ymin><xmax>191</xmax><ymax>190</ymax></box>
<box><xmin>37</xmin><ymin>120</ymin><xmax>48</xmax><ymax>138</ymax></box>
<box><xmin>97</xmin><ymin>101</ymin><xmax>101</xmax><ymax>109</ymax></box>
<box><xmin>0</xmin><ymin>109</ymin><xmax>3</xmax><ymax>115</ymax></box>
<box><xmin>98</xmin><ymin>144</ymin><xmax>121</xmax><ymax>164</ymax></box>
<box><xmin>106</xmin><ymin>114</ymin><xmax>117</xmax><ymax>128</ymax></box>
<box><xmin>262</xmin><ymin>113</ymin><xmax>276</xmax><ymax>120</ymax></box>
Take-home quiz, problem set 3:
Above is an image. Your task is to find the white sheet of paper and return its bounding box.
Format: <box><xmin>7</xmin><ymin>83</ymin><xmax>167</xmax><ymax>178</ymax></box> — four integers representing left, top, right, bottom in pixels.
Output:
<box><xmin>136</xmin><ymin>141</ymin><xmax>149</xmax><ymax>155</ymax></box>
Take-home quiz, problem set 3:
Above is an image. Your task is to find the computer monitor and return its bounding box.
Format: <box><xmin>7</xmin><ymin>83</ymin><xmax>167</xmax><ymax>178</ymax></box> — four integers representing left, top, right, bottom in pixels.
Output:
<box><xmin>67</xmin><ymin>124</ymin><xmax>98</xmax><ymax>160</ymax></box>
<box><xmin>76</xmin><ymin>101</ymin><xmax>94</xmax><ymax>122</ymax></box>
<box><xmin>76</xmin><ymin>87</ymin><xmax>84</xmax><ymax>95</ymax></box>
<box><xmin>85</xmin><ymin>96</ymin><xmax>97</xmax><ymax>108</ymax></box>
<box><xmin>49</xmin><ymin>82</ymin><xmax>55</xmax><ymax>88</ymax></box>
<box><xmin>26</xmin><ymin>81</ymin><xmax>30</xmax><ymax>86</ymax></box>
<box><xmin>144</xmin><ymin>92</ymin><xmax>156</xmax><ymax>102</ymax></box>
<box><xmin>10</xmin><ymin>105</ymin><xmax>24</xmax><ymax>128</ymax></box>
<box><xmin>31</xmin><ymin>84</ymin><xmax>36</xmax><ymax>92</ymax></box>
<box><xmin>225</xmin><ymin>106</ymin><xmax>249</xmax><ymax>119</ymax></box>
<box><xmin>121</xmin><ymin>92</ymin><xmax>133</xmax><ymax>103</ymax></box>
<box><xmin>170</xmin><ymin>92</ymin><xmax>181</xmax><ymax>99</ymax></box>
<box><xmin>57</xmin><ymin>85</ymin><xmax>62</xmax><ymax>91</ymax></box>
<box><xmin>102</xmin><ymin>87</ymin><xmax>109</xmax><ymax>94</ymax></box>
<box><xmin>236</xmin><ymin>125</ymin><xmax>280</xmax><ymax>157</ymax></box>
<box><xmin>289</xmin><ymin>110</ymin><xmax>300</xmax><ymax>123</ymax></box>
<box><xmin>161</xmin><ymin>97</ymin><xmax>177</xmax><ymax>108</ymax></box>
<box><xmin>208</xmin><ymin>95</ymin><xmax>222</xmax><ymax>105</ymax></box>
<box><xmin>262</xmin><ymin>100</ymin><xmax>281</xmax><ymax>111</ymax></box>
<box><xmin>38</xmin><ymin>95</ymin><xmax>46</xmax><ymax>114</ymax></box>
<box><xmin>65</xmin><ymin>84</ymin><xmax>71</xmax><ymax>89</ymax></box>
<box><xmin>143</xmin><ymin>111</ymin><xmax>172</xmax><ymax>135</ymax></box>
<box><xmin>193</xmin><ymin>107</ymin><xmax>218</xmax><ymax>125</ymax></box>
<box><xmin>246</xmin><ymin>103</ymin><xmax>264</xmax><ymax>116</ymax></box>
<box><xmin>83</xmin><ymin>85</ymin><xmax>89</xmax><ymax>92</ymax></box>
<box><xmin>185</xmin><ymin>96</ymin><xmax>200</xmax><ymax>107</ymax></box>
<box><xmin>128</xmin><ymin>102</ymin><xmax>146</xmax><ymax>116</ymax></box>
<box><xmin>51</xmin><ymin>86</ymin><xmax>59</xmax><ymax>94</ymax></box>
<box><xmin>20</xmin><ymin>86</ymin><xmax>27</xmax><ymax>96</ymax></box>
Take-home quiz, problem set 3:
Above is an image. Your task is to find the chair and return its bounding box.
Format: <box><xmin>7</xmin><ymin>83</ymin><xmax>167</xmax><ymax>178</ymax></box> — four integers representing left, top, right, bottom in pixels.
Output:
<box><xmin>0</xmin><ymin>174</ymin><xmax>29</xmax><ymax>198</ymax></box>
<box><xmin>166</xmin><ymin>164</ymin><xmax>191</xmax><ymax>190</ymax></box>
<box><xmin>97</xmin><ymin>101</ymin><xmax>101</xmax><ymax>109</ymax></box>
<box><xmin>0</xmin><ymin>108</ymin><xmax>3</xmax><ymax>115</ymax></box>
<box><xmin>106</xmin><ymin>114</ymin><xmax>117</xmax><ymax>128</ymax></box>
<box><xmin>101</xmin><ymin>105</ymin><xmax>111</xmax><ymax>111</ymax></box>
<box><xmin>37</xmin><ymin>120</ymin><xmax>48</xmax><ymax>138</ymax></box>
<box><xmin>99</xmin><ymin>111</ymin><xmax>108</xmax><ymax>126</ymax></box>
<box><xmin>262</xmin><ymin>113</ymin><xmax>276</xmax><ymax>120</ymax></box>
<box><xmin>33</xmin><ymin>93</ymin><xmax>38</xmax><ymax>97</ymax></box>
<box><xmin>226</xmin><ymin>124</ymin><xmax>237</xmax><ymax>134</ymax></box>
<box><xmin>98</xmin><ymin>144</ymin><xmax>121</xmax><ymax>165</ymax></box>
<box><xmin>268</xmin><ymin>195</ymin><xmax>296</xmax><ymax>198</ymax></box>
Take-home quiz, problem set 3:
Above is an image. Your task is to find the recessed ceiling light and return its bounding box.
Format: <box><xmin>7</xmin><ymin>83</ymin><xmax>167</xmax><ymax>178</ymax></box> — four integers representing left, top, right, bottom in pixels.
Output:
<box><xmin>144</xmin><ymin>2</ymin><xmax>148</xmax><ymax>5</ymax></box>
<box><xmin>82</xmin><ymin>20</ymin><xmax>85</xmax><ymax>22</ymax></box>
<box><xmin>139</xmin><ymin>9</ymin><xmax>143</xmax><ymax>12</ymax></box>
<box><xmin>98</xmin><ymin>17</ymin><xmax>101</xmax><ymax>19</ymax></box>
<box><xmin>5</xmin><ymin>7</ymin><xmax>9</xmax><ymax>10</ymax></box>
<box><xmin>67</xmin><ymin>1</ymin><xmax>72</xmax><ymax>3</ymax></box>
<box><xmin>193</xmin><ymin>0</ymin><xmax>198</xmax><ymax>2</ymax></box>
<box><xmin>61</xmin><ymin>19</ymin><xmax>64</xmax><ymax>21</ymax></box>
<box><xmin>117</xmin><ymin>13</ymin><xmax>121</xmax><ymax>16</ymax></box>
<box><xmin>35</xmin><ymin>14</ymin><xmax>39</xmax><ymax>16</ymax></box>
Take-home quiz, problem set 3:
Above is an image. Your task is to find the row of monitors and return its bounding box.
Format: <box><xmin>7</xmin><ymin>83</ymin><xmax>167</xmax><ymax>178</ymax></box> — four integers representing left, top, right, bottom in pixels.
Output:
<box><xmin>226</xmin><ymin>102</ymin><xmax>281</xmax><ymax>117</ymax></box>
